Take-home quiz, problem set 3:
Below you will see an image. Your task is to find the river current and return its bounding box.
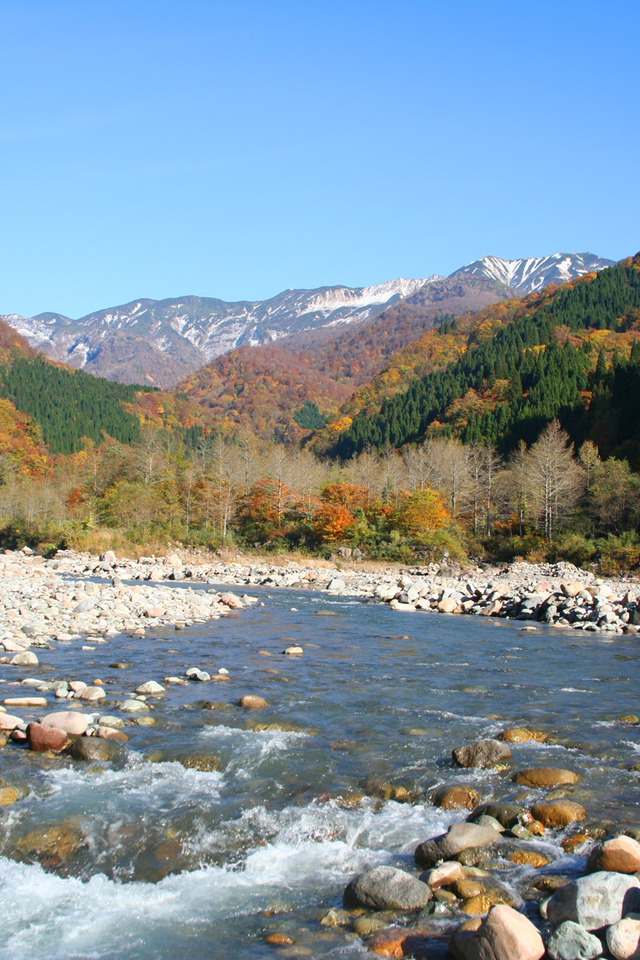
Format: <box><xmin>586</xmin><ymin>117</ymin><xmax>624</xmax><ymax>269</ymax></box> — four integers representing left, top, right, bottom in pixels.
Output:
<box><xmin>1</xmin><ymin>582</ymin><xmax>640</xmax><ymax>959</ymax></box>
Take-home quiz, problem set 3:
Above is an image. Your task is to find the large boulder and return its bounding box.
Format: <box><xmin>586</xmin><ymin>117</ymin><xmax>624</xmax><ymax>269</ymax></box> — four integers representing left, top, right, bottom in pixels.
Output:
<box><xmin>343</xmin><ymin>865</ymin><xmax>431</xmax><ymax>911</ymax></box>
<box><xmin>27</xmin><ymin>722</ymin><xmax>68</xmax><ymax>752</ymax></box>
<box><xmin>41</xmin><ymin>711</ymin><xmax>88</xmax><ymax>736</ymax></box>
<box><xmin>546</xmin><ymin>920</ymin><xmax>603</xmax><ymax>960</ymax></box>
<box><xmin>547</xmin><ymin>872</ymin><xmax>640</xmax><ymax>931</ymax></box>
<box><xmin>66</xmin><ymin>737</ymin><xmax>121</xmax><ymax>762</ymax></box>
<box><xmin>451</xmin><ymin>904</ymin><xmax>545</xmax><ymax>960</ymax></box>
<box><xmin>452</xmin><ymin>739</ymin><xmax>511</xmax><ymax>769</ymax></box>
<box><xmin>415</xmin><ymin>822</ymin><xmax>501</xmax><ymax>868</ymax></box>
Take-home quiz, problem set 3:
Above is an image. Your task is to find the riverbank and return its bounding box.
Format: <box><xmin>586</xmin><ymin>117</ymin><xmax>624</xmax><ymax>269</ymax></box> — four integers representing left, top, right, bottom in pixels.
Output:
<box><xmin>47</xmin><ymin>546</ymin><xmax>640</xmax><ymax>633</ymax></box>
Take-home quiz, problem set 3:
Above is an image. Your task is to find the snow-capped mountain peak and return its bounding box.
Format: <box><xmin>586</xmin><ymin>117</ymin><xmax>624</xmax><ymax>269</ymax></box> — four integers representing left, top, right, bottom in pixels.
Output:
<box><xmin>451</xmin><ymin>252</ymin><xmax>614</xmax><ymax>293</ymax></box>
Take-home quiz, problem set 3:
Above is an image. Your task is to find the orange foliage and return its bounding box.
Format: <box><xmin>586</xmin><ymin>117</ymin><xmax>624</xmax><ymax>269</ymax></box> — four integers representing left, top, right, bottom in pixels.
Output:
<box><xmin>313</xmin><ymin>502</ymin><xmax>355</xmax><ymax>542</ymax></box>
<box><xmin>321</xmin><ymin>482</ymin><xmax>369</xmax><ymax>511</ymax></box>
<box><xmin>396</xmin><ymin>488</ymin><xmax>450</xmax><ymax>538</ymax></box>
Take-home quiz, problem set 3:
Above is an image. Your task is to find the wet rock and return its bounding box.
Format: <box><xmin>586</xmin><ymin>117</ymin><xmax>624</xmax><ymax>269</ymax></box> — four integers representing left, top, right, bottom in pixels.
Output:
<box><xmin>420</xmin><ymin>861</ymin><xmax>464</xmax><ymax>889</ymax></box>
<box><xmin>0</xmin><ymin>784</ymin><xmax>19</xmax><ymax>805</ymax></box>
<box><xmin>450</xmin><ymin>903</ymin><xmax>545</xmax><ymax>959</ymax></box>
<box><xmin>283</xmin><ymin>645</ymin><xmax>303</xmax><ymax>655</ymax></box>
<box><xmin>507</xmin><ymin>849</ymin><xmax>551</xmax><ymax>868</ymax></box>
<box><xmin>78</xmin><ymin>686</ymin><xmax>106</xmax><ymax>703</ymax></box>
<box><xmin>531</xmin><ymin>801</ymin><xmax>587</xmax><ymax>829</ymax></box>
<box><xmin>67</xmin><ymin>736</ymin><xmax>119</xmax><ymax>761</ymax></box>
<box><xmin>0</xmin><ymin>712</ymin><xmax>24</xmax><ymax>732</ymax></box>
<box><xmin>177</xmin><ymin>754</ymin><xmax>221</xmax><ymax>772</ymax></box>
<box><xmin>10</xmin><ymin>651</ymin><xmax>39</xmax><ymax>666</ymax></box>
<box><xmin>96</xmin><ymin>726</ymin><xmax>128</xmax><ymax>741</ymax></box>
<box><xmin>26</xmin><ymin>722</ymin><xmax>68</xmax><ymax>752</ymax></box>
<box><xmin>415</xmin><ymin>823</ymin><xmax>501</xmax><ymax>868</ymax></box>
<box><xmin>473</xmin><ymin>802</ymin><xmax>524</xmax><ymax>829</ymax></box>
<box><xmin>120</xmin><ymin>699</ymin><xmax>150</xmax><ymax>713</ymax></box>
<box><xmin>135</xmin><ymin>681</ymin><xmax>166</xmax><ymax>695</ymax></box>
<box><xmin>97</xmin><ymin>715</ymin><xmax>125</xmax><ymax>729</ymax></box>
<box><xmin>588</xmin><ymin>836</ymin><xmax>640</xmax><ymax>875</ymax></box>
<box><xmin>41</xmin><ymin>711</ymin><xmax>89</xmax><ymax>736</ymax></box>
<box><xmin>514</xmin><ymin>767</ymin><xmax>580</xmax><ymax>788</ymax></box>
<box><xmin>344</xmin><ymin>865</ymin><xmax>432</xmax><ymax>911</ymax></box>
<box><xmin>452</xmin><ymin>739</ymin><xmax>511</xmax><ymax>769</ymax></box>
<box><xmin>498</xmin><ymin>728</ymin><xmax>548</xmax><ymax>743</ymax></box>
<box><xmin>185</xmin><ymin>668</ymin><xmax>210</xmax><ymax>682</ymax></box>
<box><xmin>547</xmin><ymin>872</ymin><xmax>640</xmax><ymax>931</ymax></box>
<box><xmin>546</xmin><ymin>920</ymin><xmax>603</xmax><ymax>959</ymax></box>
<box><xmin>14</xmin><ymin>821</ymin><xmax>86</xmax><ymax>871</ymax></box>
<box><xmin>607</xmin><ymin>917</ymin><xmax>640</xmax><ymax>959</ymax></box>
<box><xmin>240</xmin><ymin>695</ymin><xmax>268</xmax><ymax>709</ymax></box>
<box><xmin>264</xmin><ymin>933</ymin><xmax>294</xmax><ymax>946</ymax></box>
<box><xmin>3</xmin><ymin>696</ymin><xmax>47</xmax><ymax>707</ymax></box>
<box><xmin>432</xmin><ymin>785</ymin><xmax>479</xmax><ymax>810</ymax></box>
<box><xmin>367</xmin><ymin>926</ymin><xmax>436</xmax><ymax>957</ymax></box>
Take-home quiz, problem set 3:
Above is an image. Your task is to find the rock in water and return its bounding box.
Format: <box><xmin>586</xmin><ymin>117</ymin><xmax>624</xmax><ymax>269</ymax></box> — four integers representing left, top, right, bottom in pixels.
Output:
<box><xmin>547</xmin><ymin>872</ymin><xmax>640</xmax><ymax>931</ymax></box>
<box><xmin>451</xmin><ymin>904</ymin><xmax>544</xmax><ymax>959</ymax></box>
<box><xmin>343</xmin><ymin>865</ymin><xmax>431</xmax><ymax>911</ymax></box>
<box><xmin>546</xmin><ymin>921</ymin><xmax>603</xmax><ymax>959</ymax></box>
<box><xmin>607</xmin><ymin>917</ymin><xmax>640</xmax><ymax>959</ymax></box>
<box><xmin>452</xmin><ymin>739</ymin><xmax>511</xmax><ymax>768</ymax></box>
<box><xmin>26</xmin><ymin>722</ymin><xmax>68</xmax><ymax>752</ymax></box>
<box><xmin>239</xmin><ymin>695</ymin><xmax>268</xmax><ymax>709</ymax></box>
<box><xmin>588</xmin><ymin>836</ymin><xmax>640</xmax><ymax>874</ymax></box>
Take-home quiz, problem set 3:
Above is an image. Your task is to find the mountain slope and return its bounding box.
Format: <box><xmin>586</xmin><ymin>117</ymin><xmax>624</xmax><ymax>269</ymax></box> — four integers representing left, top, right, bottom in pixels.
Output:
<box><xmin>2</xmin><ymin>253</ymin><xmax>612</xmax><ymax>388</ymax></box>
<box><xmin>451</xmin><ymin>252</ymin><xmax>614</xmax><ymax>293</ymax></box>
<box><xmin>328</xmin><ymin>254</ymin><xmax>640</xmax><ymax>460</ymax></box>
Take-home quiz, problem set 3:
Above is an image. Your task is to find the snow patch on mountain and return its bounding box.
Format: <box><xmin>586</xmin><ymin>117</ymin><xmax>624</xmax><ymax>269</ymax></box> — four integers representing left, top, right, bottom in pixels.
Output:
<box><xmin>451</xmin><ymin>252</ymin><xmax>614</xmax><ymax>293</ymax></box>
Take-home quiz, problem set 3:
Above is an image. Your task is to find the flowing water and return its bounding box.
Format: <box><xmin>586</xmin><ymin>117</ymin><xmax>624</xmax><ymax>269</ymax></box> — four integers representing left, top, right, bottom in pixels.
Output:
<box><xmin>1</xmin><ymin>583</ymin><xmax>640</xmax><ymax>959</ymax></box>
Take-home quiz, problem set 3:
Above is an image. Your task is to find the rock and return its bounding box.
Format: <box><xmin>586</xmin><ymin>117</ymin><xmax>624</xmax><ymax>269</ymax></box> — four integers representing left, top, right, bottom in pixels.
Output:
<box><xmin>547</xmin><ymin>872</ymin><xmax>640</xmax><ymax>931</ymax></box>
<box><xmin>531</xmin><ymin>801</ymin><xmax>587</xmax><ymax>829</ymax></box>
<box><xmin>264</xmin><ymin>933</ymin><xmax>295</xmax><ymax>946</ymax></box>
<box><xmin>95</xmin><ymin>726</ymin><xmax>128</xmax><ymax>741</ymax></box>
<box><xmin>10</xmin><ymin>651</ymin><xmax>39</xmax><ymax>666</ymax></box>
<box><xmin>219</xmin><ymin>592</ymin><xmax>244</xmax><ymax>609</ymax></box>
<box><xmin>415</xmin><ymin>823</ymin><xmax>501</xmax><ymax>868</ymax></box>
<box><xmin>185</xmin><ymin>668</ymin><xmax>210</xmax><ymax>682</ymax></box>
<box><xmin>473</xmin><ymin>802</ymin><xmax>524</xmax><ymax>829</ymax></box>
<box><xmin>240</xmin><ymin>695</ymin><xmax>268</xmax><ymax>709</ymax></box>
<box><xmin>68</xmin><ymin>681</ymin><xmax>87</xmax><ymax>693</ymax></box>
<box><xmin>546</xmin><ymin>920</ymin><xmax>603</xmax><ymax>960</ymax></box>
<box><xmin>561</xmin><ymin>581</ymin><xmax>585</xmax><ymax>598</ymax></box>
<box><xmin>120</xmin><ymin>699</ymin><xmax>150</xmax><ymax>713</ymax></box>
<box><xmin>452</xmin><ymin>739</ymin><xmax>511</xmax><ymax>769</ymax></box>
<box><xmin>432</xmin><ymin>785</ymin><xmax>479</xmax><ymax>810</ymax></box>
<box><xmin>420</xmin><ymin>861</ymin><xmax>464</xmax><ymax>889</ymax></box>
<box><xmin>283</xmin><ymin>645</ymin><xmax>303</xmax><ymax>656</ymax></box>
<box><xmin>367</xmin><ymin>927</ymin><xmax>435</xmax><ymax>957</ymax></box>
<box><xmin>100</xmin><ymin>550</ymin><xmax>117</xmax><ymax>565</ymax></box>
<box><xmin>0</xmin><ymin>785</ymin><xmax>20</xmax><ymax>805</ymax></box>
<box><xmin>41</xmin><ymin>711</ymin><xmax>89</xmax><ymax>736</ymax></box>
<box><xmin>135</xmin><ymin>681</ymin><xmax>166</xmax><ymax>695</ymax></box>
<box><xmin>145</xmin><ymin>606</ymin><xmax>165</xmax><ymax>618</ymax></box>
<box><xmin>67</xmin><ymin>737</ymin><xmax>119</xmax><ymax>761</ymax></box>
<box><xmin>78</xmin><ymin>686</ymin><xmax>106</xmax><ymax>702</ymax></box>
<box><xmin>588</xmin><ymin>836</ymin><xmax>640</xmax><ymax>875</ymax></box>
<box><xmin>513</xmin><ymin>767</ymin><xmax>580</xmax><ymax>788</ymax></box>
<box><xmin>607</xmin><ymin>917</ymin><xmax>640</xmax><ymax>959</ymax></box>
<box><xmin>498</xmin><ymin>728</ymin><xmax>548</xmax><ymax>743</ymax></box>
<box><xmin>3</xmin><ymin>696</ymin><xmax>47</xmax><ymax>707</ymax></box>
<box><xmin>438</xmin><ymin>597</ymin><xmax>459</xmax><ymax>613</ymax></box>
<box><xmin>327</xmin><ymin>578</ymin><xmax>345</xmax><ymax>592</ymax></box>
<box><xmin>451</xmin><ymin>904</ymin><xmax>545</xmax><ymax>960</ymax></box>
<box><xmin>27</xmin><ymin>722</ymin><xmax>68</xmax><ymax>752</ymax></box>
<box><xmin>343</xmin><ymin>865</ymin><xmax>431</xmax><ymax>911</ymax></box>
<box><xmin>15</xmin><ymin>821</ymin><xmax>85</xmax><ymax>869</ymax></box>
<box><xmin>177</xmin><ymin>754</ymin><xmax>221</xmax><ymax>772</ymax></box>
<box><xmin>0</xmin><ymin>713</ymin><xmax>25</xmax><ymax>731</ymax></box>
<box><xmin>97</xmin><ymin>715</ymin><xmax>125</xmax><ymax>729</ymax></box>
<box><xmin>507</xmin><ymin>850</ymin><xmax>551</xmax><ymax>868</ymax></box>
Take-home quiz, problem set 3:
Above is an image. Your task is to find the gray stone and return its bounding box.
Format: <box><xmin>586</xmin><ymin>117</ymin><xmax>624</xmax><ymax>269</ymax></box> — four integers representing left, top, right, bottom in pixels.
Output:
<box><xmin>547</xmin><ymin>921</ymin><xmax>603</xmax><ymax>959</ymax></box>
<box><xmin>67</xmin><ymin>737</ymin><xmax>120</xmax><ymax>762</ymax></box>
<box><xmin>120</xmin><ymin>699</ymin><xmax>150</xmax><ymax>713</ymax></box>
<box><xmin>415</xmin><ymin>822</ymin><xmax>501</xmax><ymax>868</ymax></box>
<box><xmin>343</xmin><ymin>865</ymin><xmax>431</xmax><ymax>911</ymax></box>
<box><xmin>10</xmin><ymin>651</ymin><xmax>39</xmax><ymax>666</ymax></box>
<box><xmin>547</xmin><ymin>872</ymin><xmax>640</xmax><ymax>931</ymax></box>
<box><xmin>452</xmin><ymin>738</ymin><xmax>511</xmax><ymax>768</ymax></box>
<box><xmin>185</xmin><ymin>668</ymin><xmax>210</xmax><ymax>682</ymax></box>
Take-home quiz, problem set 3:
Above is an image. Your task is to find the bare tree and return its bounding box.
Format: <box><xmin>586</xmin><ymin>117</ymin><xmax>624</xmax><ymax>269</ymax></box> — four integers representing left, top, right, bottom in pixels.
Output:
<box><xmin>527</xmin><ymin>420</ymin><xmax>583</xmax><ymax>539</ymax></box>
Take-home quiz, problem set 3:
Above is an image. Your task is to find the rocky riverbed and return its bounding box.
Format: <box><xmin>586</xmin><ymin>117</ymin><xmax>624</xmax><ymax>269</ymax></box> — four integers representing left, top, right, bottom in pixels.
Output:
<box><xmin>2</xmin><ymin>546</ymin><xmax>640</xmax><ymax>959</ymax></box>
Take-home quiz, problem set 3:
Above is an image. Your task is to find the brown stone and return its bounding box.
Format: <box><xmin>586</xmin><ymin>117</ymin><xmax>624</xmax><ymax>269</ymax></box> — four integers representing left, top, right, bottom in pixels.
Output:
<box><xmin>451</xmin><ymin>904</ymin><xmax>545</xmax><ymax>960</ymax></box>
<box><xmin>513</xmin><ymin>767</ymin><xmax>580</xmax><ymax>788</ymax></box>
<box><xmin>433</xmin><ymin>785</ymin><xmax>479</xmax><ymax>811</ymax></box>
<box><xmin>452</xmin><ymin>739</ymin><xmax>511</xmax><ymax>769</ymax></box>
<box><xmin>368</xmin><ymin>927</ymin><xmax>435</xmax><ymax>958</ymax></box>
<box><xmin>562</xmin><ymin>831</ymin><xmax>591</xmax><ymax>853</ymax></box>
<box><xmin>27</xmin><ymin>722</ymin><xmax>68</xmax><ymax>753</ymax></box>
<box><xmin>240</xmin><ymin>695</ymin><xmax>268</xmax><ymax>709</ymax></box>
<box><xmin>15</xmin><ymin>821</ymin><xmax>85</xmax><ymax>869</ymax></box>
<box><xmin>420</xmin><ymin>861</ymin><xmax>464</xmax><ymax>889</ymax></box>
<box><xmin>507</xmin><ymin>850</ymin><xmax>550</xmax><ymax>868</ymax></box>
<box><xmin>0</xmin><ymin>785</ymin><xmax>19</xmax><ymax>805</ymax></box>
<box><xmin>264</xmin><ymin>933</ymin><xmax>294</xmax><ymax>946</ymax></box>
<box><xmin>497</xmin><ymin>728</ymin><xmax>548</xmax><ymax>743</ymax></box>
<box><xmin>530</xmin><ymin>801</ymin><xmax>586</xmax><ymax>828</ymax></box>
<box><xmin>589</xmin><ymin>835</ymin><xmax>640</xmax><ymax>874</ymax></box>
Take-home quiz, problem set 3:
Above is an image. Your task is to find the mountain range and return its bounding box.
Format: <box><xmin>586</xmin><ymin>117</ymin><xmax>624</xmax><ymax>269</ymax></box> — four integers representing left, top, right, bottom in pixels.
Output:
<box><xmin>1</xmin><ymin>253</ymin><xmax>613</xmax><ymax>388</ymax></box>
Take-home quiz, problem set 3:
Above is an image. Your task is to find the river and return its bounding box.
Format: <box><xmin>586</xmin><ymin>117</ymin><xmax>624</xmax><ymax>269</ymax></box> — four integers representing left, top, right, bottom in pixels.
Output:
<box><xmin>1</xmin><ymin>582</ymin><xmax>640</xmax><ymax>959</ymax></box>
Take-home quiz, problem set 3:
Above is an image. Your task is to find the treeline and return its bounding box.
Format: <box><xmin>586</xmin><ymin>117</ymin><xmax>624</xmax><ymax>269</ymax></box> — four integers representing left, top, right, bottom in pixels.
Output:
<box><xmin>331</xmin><ymin>257</ymin><xmax>640</xmax><ymax>460</ymax></box>
<box><xmin>0</xmin><ymin>355</ymin><xmax>154</xmax><ymax>455</ymax></box>
<box><xmin>1</xmin><ymin>420</ymin><xmax>639</xmax><ymax>572</ymax></box>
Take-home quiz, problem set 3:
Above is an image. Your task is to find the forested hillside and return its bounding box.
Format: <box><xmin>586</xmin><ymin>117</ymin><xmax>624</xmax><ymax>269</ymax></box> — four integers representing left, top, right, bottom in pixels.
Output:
<box><xmin>0</xmin><ymin>319</ymin><xmax>156</xmax><ymax>455</ymax></box>
<box><xmin>330</xmin><ymin>256</ymin><xmax>640</xmax><ymax>462</ymax></box>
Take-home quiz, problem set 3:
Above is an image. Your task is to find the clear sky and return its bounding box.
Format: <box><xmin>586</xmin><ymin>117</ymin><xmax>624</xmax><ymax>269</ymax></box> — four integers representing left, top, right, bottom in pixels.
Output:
<box><xmin>2</xmin><ymin>0</ymin><xmax>639</xmax><ymax>318</ymax></box>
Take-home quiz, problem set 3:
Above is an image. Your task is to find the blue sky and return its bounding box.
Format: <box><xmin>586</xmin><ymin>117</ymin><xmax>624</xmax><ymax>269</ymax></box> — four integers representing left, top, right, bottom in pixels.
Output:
<box><xmin>2</xmin><ymin>0</ymin><xmax>639</xmax><ymax>317</ymax></box>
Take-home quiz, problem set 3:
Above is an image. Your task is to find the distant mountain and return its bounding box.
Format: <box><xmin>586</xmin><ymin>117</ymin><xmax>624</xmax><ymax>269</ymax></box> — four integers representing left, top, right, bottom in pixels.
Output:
<box><xmin>2</xmin><ymin>253</ymin><xmax>613</xmax><ymax>388</ymax></box>
<box><xmin>451</xmin><ymin>252</ymin><xmax>614</xmax><ymax>293</ymax></box>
